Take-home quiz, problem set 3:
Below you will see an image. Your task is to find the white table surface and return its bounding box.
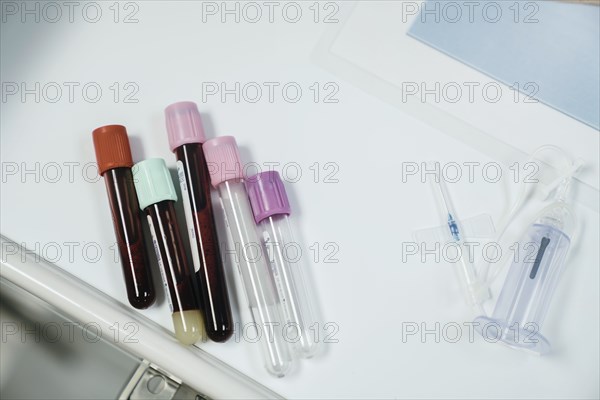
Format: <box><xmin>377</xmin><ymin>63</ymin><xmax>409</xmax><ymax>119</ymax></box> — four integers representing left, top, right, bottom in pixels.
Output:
<box><xmin>1</xmin><ymin>2</ymin><xmax>598</xmax><ymax>399</ymax></box>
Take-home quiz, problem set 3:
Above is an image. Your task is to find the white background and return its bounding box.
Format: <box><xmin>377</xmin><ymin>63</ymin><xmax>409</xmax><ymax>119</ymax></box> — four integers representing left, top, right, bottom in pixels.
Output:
<box><xmin>1</xmin><ymin>1</ymin><xmax>599</xmax><ymax>398</ymax></box>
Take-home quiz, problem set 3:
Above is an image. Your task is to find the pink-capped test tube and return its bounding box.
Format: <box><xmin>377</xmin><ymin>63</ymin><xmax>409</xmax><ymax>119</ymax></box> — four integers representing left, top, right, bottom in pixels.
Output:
<box><xmin>203</xmin><ymin>136</ymin><xmax>293</xmax><ymax>377</ymax></box>
<box><xmin>246</xmin><ymin>171</ymin><xmax>320</xmax><ymax>358</ymax></box>
<box><xmin>165</xmin><ymin>102</ymin><xmax>233</xmax><ymax>342</ymax></box>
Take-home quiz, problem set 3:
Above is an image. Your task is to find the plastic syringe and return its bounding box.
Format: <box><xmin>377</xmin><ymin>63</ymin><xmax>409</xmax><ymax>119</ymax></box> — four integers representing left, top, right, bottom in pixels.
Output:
<box><xmin>431</xmin><ymin>169</ymin><xmax>490</xmax><ymax>308</ymax></box>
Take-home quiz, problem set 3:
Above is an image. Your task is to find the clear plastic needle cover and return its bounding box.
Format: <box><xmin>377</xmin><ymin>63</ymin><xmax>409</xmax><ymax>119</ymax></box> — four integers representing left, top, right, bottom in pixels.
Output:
<box><xmin>429</xmin><ymin>164</ymin><xmax>490</xmax><ymax>307</ymax></box>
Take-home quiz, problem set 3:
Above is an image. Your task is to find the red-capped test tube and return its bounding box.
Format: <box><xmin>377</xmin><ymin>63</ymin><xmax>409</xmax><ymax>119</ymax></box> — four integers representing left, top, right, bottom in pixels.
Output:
<box><xmin>133</xmin><ymin>158</ymin><xmax>205</xmax><ymax>345</ymax></box>
<box><xmin>165</xmin><ymin>102</ymin><xmax>233</xmax><ymax>342</ymax></box>
<box><xmin>92</xmin><ymin>125</ymin><xmax>155</xmax><ymax>309</ymax></box>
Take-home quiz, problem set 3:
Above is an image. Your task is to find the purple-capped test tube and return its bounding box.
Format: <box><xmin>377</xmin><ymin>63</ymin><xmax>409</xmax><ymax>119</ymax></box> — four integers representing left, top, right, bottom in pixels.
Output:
<box><xmin>246</xmin><ymin>171</ymin><xmax>320</xmax><ymax>358</ymax></box>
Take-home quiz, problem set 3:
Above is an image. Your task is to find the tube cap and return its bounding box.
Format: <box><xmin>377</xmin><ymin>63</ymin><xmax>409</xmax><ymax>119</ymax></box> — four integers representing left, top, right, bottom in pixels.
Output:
<box><xmin>202</xmin><ymin>136</ymin><xmax>243</xmax><ymax>187</ymax></box>
<box><xmin>165</xmin><ymin>101</ymin><xmax>206</xmax><ymax>151</ymax></box>
<box><xmin>92</xmin><ymin>125</ymin><xmax>134</xmax><ymax>175</ymax></box>
<box><xmin>246</xmin><ymin>171</ymin><xmax>291</xmax><ymax>223</ymax></box>
<box><xmin>132</xmin><ymin>158</ymin><xmax>177</xmax><ymax>210</ymax></box>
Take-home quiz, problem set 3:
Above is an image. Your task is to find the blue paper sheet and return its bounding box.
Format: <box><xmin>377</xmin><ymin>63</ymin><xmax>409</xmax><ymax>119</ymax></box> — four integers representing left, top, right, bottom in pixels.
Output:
<box><xmin>408</xmin><ymin>0</ymin><xmax>600</xmax><ymax>130</ymax></box>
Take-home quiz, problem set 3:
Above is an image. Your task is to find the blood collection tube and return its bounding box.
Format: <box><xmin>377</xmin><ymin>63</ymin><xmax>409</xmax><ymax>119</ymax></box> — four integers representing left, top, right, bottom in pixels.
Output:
<box><xmin>133</xmin><ymin>158</ymin><xmax>205</xmax><ymax>345</ymax></box>
<box><xmin>165</xmin><ymin>102</ymin><xmax>233</xmax><ymax>342</ymax></box>
<box><xmin>246</xmin><ymin>171</ymin><xmax>319</xmax><ymax>358</ymax></box>
<box><xmin>203</xmin><ymin>137</ymin><xmax>292</xmax><ymax>377</ymax></box>
<box><xmin>92</xmin><ymin>125</ymin><xmax>155</xmax><ymax>310</ymax></box>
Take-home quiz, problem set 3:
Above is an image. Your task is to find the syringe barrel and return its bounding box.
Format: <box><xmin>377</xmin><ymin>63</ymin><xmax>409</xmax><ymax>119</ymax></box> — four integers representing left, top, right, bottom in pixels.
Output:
<box><xmin>497</xmin><ymin>224</ymin><xmax>570</xmax><ymax>329</ymax></box>
<box><xmin>476</xmin><ymin>214</ymin><xmax>571</xmax><ymax>354</ymax></box>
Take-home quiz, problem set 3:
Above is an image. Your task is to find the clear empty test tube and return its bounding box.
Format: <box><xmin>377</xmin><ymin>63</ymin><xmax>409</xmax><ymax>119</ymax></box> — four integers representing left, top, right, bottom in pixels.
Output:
<box><xmin>203</xmin><ymin>136</ymin><xmax>292</xmax><ymax>377</ymax></box>
<box><xmin>133</xmin><ymin>158</ymin><xmax>205</xmax><ymax>345</ymax></box>
<box><xmin>246</xmin><ymin>171</ymin><xmax>319</xmax><ymax>358</ymax></box>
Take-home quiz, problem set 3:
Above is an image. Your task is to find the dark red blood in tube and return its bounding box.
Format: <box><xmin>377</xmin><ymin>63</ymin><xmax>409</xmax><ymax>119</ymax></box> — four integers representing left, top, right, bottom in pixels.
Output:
<box><xmin>133</xmin><ymin>158</ymin><xmax>204</xmax><ymax>345</ymax></box>
<box><xmin>176</xmin><ymin>143</ymin><xmax>233</xmax><ymax>342</ymax></box>
<box><xmin>165</xmin><ymin>102</ymin><xmax>233</xmax><ymax>342</ymax></box>
<box><xmin>145</xmin><ymin>201</ymin><xmax>199</xmax><ymax>313</ymax></box>
<box><xmin>92</xmin><ymin>125</ymin><xmax>155</xmax><ymax>309</ymax></box>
